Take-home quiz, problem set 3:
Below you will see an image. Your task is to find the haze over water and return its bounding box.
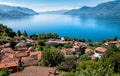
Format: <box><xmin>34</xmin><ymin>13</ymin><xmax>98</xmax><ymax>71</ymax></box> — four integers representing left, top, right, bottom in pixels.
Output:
<box><xmin>0</xmin><ymin>14</ymin><xmax>120</xmax><ymax>42</ymax></box>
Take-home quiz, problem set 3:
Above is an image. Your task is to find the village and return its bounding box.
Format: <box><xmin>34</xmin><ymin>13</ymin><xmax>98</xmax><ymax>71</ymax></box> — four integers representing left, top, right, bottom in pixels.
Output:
<box><xmin>0</xmin><ymin>35</ymin><xmax>120</xmax><ymax>76</ymax></box>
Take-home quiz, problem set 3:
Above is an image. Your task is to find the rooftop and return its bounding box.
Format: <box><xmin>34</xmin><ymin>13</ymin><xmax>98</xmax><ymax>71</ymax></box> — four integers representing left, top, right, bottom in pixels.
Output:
<box><xmin>0</xmin><ymin>56</ymin><xmax>19</xmax><ymax>69</ymax></box>
<box><xmin>95</xmin><ymin>47</ymin><xmax>107</xmax><ymax>53</ymax></box>
<box><xmin>61</xmin><ymin>48</ymin><xmax>74</xmax><ymax>56</ymax></box>
<box><xmin>1</xmin><ymin>48</ymin><xmax>14</xmax><ymax>53</ymax></box>
<box><xmin>10</xmin><ymin>66</ymin><xmax>56</xmax><ymax>76</ymax></box>
<box><xmin>85</xmin><ymin>48</ymin><xmax>91</xmax><ymax>53</ymax></box>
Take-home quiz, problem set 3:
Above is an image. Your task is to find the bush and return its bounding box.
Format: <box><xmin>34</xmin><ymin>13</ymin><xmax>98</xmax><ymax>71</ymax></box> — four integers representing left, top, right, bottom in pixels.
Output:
<box><xmin>58</xmin><ymin>56</ymin><xmax>76</xmax><ymax>72</ymax></box>
<box><xmin>64</xmin><ymin>72</ymin><xmax>76</xmax><ymax>76</ymax></box>
<box><xmin>0</xmin><ymin>68</ymin><xmax>9</xmax><ymax>76</ymax></box>
<box><xmin>41</xmin><ymin>47</ymin><xmax>64</xmax><ymax>67</ymax></box>
<box><xmin>9</xmin><ymin>40</ymin><xmax>17</xmax><ymax>49</ymax></box>
<box><xmin>38</xmin><ymin>39</ymin><xmax>45</xmax><ymax>46</ymax></box>
<box><xmin>63</xmin><ymin>43</ymin><xmax>73</xmax><ymax>48</ymax></box>
<box><xmin>103</xmin><ymin>38</ymin><xmax>114</xmax><ymax>42</ymax></box>
<box><xmin>34</xmin><ymin>45</ymin><xmax>43</xmax><ymax>51</ymax></box>
<box><xmin>78</xmin><ymin>54</ymin><xmax>91</xmax><ymax>61</ymax></box>
<box><xmin>76</xmin><ymin>61</ymin><xmax>101</xmax><ymax>70</ymax></box>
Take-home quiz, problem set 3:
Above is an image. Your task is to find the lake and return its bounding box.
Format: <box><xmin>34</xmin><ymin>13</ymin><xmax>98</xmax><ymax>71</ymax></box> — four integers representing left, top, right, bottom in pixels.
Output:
<box><xmin>0</xmin><ymin>14</ymin><xmax>120</xmax><ymax>42</ymax></box>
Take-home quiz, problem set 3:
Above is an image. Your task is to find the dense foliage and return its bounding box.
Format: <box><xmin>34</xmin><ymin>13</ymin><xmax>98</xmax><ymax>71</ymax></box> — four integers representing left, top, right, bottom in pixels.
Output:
<box><xmin>41</xmin><ymin>47</ymin><xmax>64</xmax><ymax>67</ymax></box>
<box><xmin>0</xmin><ymin>68</ymin><xmax>9</xmax><ymax>76</ymax></box>
<box><xmin>58</xmin><ymin>56</ymin><xmax>76</xmax><ymax>72</ymax></box>
<box><xmin>0</xmin><ymin>24</ymin><xmax>16</xmax><ymax>38</ymax></box>
<box><xmin>64</xmin><ymin>45</ymin><xmax>120</xmax><ymax>76</ymax></box>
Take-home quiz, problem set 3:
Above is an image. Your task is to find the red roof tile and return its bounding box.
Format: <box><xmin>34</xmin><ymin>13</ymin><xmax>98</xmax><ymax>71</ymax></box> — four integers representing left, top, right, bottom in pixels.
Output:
<box><xmin>10</xmin><ymin>66</ymin><xmax>56</xmax><ymax>76</ymax></box>
<box><xmin>95</xmin><ymin>47</ymin><xmax>107</xmax><ymax>53</ymax></box>
<box><xmin>0</xmin><ymin>57</ymin><xmax>19</xmax><ymax>69</ymax></box>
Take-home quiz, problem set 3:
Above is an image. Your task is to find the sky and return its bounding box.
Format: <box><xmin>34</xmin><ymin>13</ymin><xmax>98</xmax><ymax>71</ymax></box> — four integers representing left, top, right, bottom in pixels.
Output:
<box><xmin>0</xmin><ymin>0</ymin><xmax>114</xmax><ymax>12</ymax></box>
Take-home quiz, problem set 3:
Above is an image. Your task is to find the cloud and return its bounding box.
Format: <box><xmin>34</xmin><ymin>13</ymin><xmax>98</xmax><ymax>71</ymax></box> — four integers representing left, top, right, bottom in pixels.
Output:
<box><xmin>0</xmin><ymin>1</ymin><xmax>27</xmax><ymax>7</ymax></box>
<box><xmin>0</xmin><ymin>2</ymin><xmax>13</xmax><ymax>5</ymax></box>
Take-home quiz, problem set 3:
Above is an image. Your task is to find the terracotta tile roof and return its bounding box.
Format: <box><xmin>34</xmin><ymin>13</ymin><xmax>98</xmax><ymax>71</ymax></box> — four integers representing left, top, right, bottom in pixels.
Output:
<box><xmin>30</xmin><ymin>51</ymin><xmax>41</xmax><ymax>55</ymax></box>
<box><xmin>74</xmin><ymin>42</ymin><xmax>86</xmax><ymax>46</ymax></box>
<box><xmin>0</xmin><ymin>57</ymin><xmax>19</xmax><ymax>69</ymax></box>
<box><xmin>116</xmin><ymin>43</ymin><xmax>120</xmax><ymax>47</ymax></box>
<box><xmin>15</xmin><ymin>40</ymin><xmax>26</xmax><ymax>48</ymax></box>
<box><xmin>85</xmin><ymin>49</ymin><xmax>91</xmax><ymax>53</ymax></box>
<box><xmin>21</xmin><ymin>51</ymin><xmax>42</xmax><ymax>67</ymax></box>
<box><xmin>16</xmin><ymin>47</ymin><xmax>28</xmax><ymax>51</ymax></box>
<box><xmin>73</xmin><ymin>45</ymin><xmax>80</xmax><ymax>48</ymax></box>
<box><xmin>22</xmin><ymin>60</ymin><xmax>38</xmax><ymax>67</ymax></box>
<box><xmin>26</xmin><ymin>39</ymin><xmax>34</xmax><ymax>42</ymax></box>
<box><xmin>21</xmin><ymin>57</ymin><xmax>34</xmax><ymax>62</ymax></box>
<box><xmin>27</xmin><ymin>47</ymin><xmax>34</xmax><ymax>52</ymax></box>
<box><xmin>61</xmin><ymin>48</ymin><xmax>74</xmax><ymax>56</ymax></box>
<box><xmin>10</xmin><ymin>72</ymin><xmax>22</xmax><ymax>76</ymax></box>
<box><xmin>34</xmin><ymin>40</ymin><xmax>38</xmax><ymax>44</ymax></box>
<box><xmin>104</xmin><ymin>41</ymin><xmax>120</xmax><ymax>45</ymax></box>
<box><xmin>14</xmin><ymin>52</ymin><xmax>28</xmax><ymax>58</ymax></box>
<box><xmin>10</xmin><ymin>66</ymin><xmax>56</xmax><ymax>76</ymax></box>
<box><xmin>24</xmin><ymin>66</ymin><xmax>56</xmax><ymax>76</ymax></box>
<box><xmin>30</xmin><ymin>51</ymin><xmax>42</xmax><ymax>61</ymax></box>
<box><xmin>0</xmin><ymin>43</ymin><xmax>10</xmax><ymax>48</ymax></box>
<box><xmin>1</xmin><ymin>48</ymin><xmax>14</xmax><ymax>53</ymax></box>
<box><xmin>95</xmin><ymin>47</ymin><xmax>107</xmax><ymax>53</ymax></box>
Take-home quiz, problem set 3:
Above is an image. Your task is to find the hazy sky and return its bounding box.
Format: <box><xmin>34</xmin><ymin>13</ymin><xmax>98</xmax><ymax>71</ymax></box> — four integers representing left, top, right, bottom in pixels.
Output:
<box><xmin>0</xmin><ymin>0</ymin><xmax>114</xmax><ymax>12</ymax></box>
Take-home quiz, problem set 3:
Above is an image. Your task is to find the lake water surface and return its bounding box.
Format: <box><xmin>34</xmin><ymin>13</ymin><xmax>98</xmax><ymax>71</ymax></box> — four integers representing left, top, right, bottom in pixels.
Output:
<box><xmin>0</xmin><ymin>14</ymin><xmax>120</xmax><ymax>42</ymax></box>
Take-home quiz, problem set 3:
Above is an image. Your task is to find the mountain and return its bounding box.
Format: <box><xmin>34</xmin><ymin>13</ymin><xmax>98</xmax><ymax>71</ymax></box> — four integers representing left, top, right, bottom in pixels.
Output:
<box><xmin>0</xmin><ymin>4</ymin><xmax>38</xmax><ymax>17</ymax></box>
<box><xmin>6</xmin><ymin>10</ymin><xmax>29</xmax><ymax>16</ymax></box>
<box><xmin>64</xmin><ymin>0</ymin><xmax>120</xmax><ymax>17</ymax></box>
<box><xmin>40</xmin><ymin>10</ymin><xmax>68</xmax><ymax>14</ymax></box>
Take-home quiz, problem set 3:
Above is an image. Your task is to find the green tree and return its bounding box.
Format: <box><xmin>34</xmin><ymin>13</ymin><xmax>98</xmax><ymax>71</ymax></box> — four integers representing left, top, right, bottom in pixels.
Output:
<box><xmin>8</xmin><ymin>31</ymin><xmax>16</xmax><ymax>38</ymax></box>
<box><xmin>38</xmin><ymin>33</ymin><xmax>46</xmax><ymax>39</ymax></box>
<box><xmin>63</xmin><ymin>43</ymin><xmax>73</xmax><ymax>48</ymax></box>
<box><xmin>87</xmin><ymin>39</ymin><xmax>93</xmax><ymax>46</ymax></box>
<box><xmin>106</xmin><ymin>51</ymin><xmax>120</xmax><ymax>73</ymax></box>
<box><xmin>42</xmin><ymin>47</ymin><xmax>64</xmax><ymax>67</ymax></box>
<box><xmin>100</xmin><ymin>45</ymin><xmax>119</xmax><ymax>62</ymax></box>
<box><xmin>58</xmin><ymin>56</ymin><xmax>76</xmax><ymax>72</ymax></box>
<box><xmin>53</xmin><ymin>33</ymin><xmax>59</xmax><ymax>39</ymax></box>
<box><xmin>34</xmin><ymin>45</ymin><xmax>43</xmax><ymax>51</ymax></box>
<box><xmin>100</xmin><ymin>45</ymin><xmax>120</xmax><ymax>73</ymax></box>
<box><xmin>103</xmin><ymin>38</ymin><xmax>114</xmax><ymax>42</ymax></box>
<box><xmin>78</xmin><ymin>54</ymin><xmax>91</xmax><ymax>61</ymax></box>
<box><xmin>64</xmin><ymin>72</ymin><xmax>76</xmax><ymax>76</ymax></box>
<box><xmin>9</xmin><ymin>39</ymin><xmax>16</xmax><ymax>49</ymax></box>
<box><xmin>0</xmin><ymin>24</ymin><xmax>16</xmax><ymax>38</ymax></box>
<box><xmin>46</xmin><ymin>33</ymin><xmax>53</xmax><ymax>39</ymax></box>
<box><xmin>76</xmin><ymin>66</ymin><xmax>113</xmax><ymax>76</ymax></box>
<box><xmin>17</xmin><ymin>30</ymin><xmax>21</xmax><ymax>37</ymax></box>
<box><xmin>22</xmin><ymin>30</ymin><xmax>28</xmax><ymax>37</ymax></box>
<box><xmin>0</xmin><ymin>68</ymin><xmax>9</xmax><ymax>76</ymax></box>
<box><xmin>38</xmin><ymin>39</ymin><xmax>45</xmax><ymax>46</ymax></box>
<box><xmin>29</xmin><ymin>34</ymin><xmax>38</xmax><ymax>40</ymax></box>
<box><xmin>114</xmin><ymin>36</ymin><xmax>118</xmax><ymax>41</ymax></box>
<box><xmin>64</xmin><ymin>36</ymin><xmax>73</xmax><ymax>41</ymax></box>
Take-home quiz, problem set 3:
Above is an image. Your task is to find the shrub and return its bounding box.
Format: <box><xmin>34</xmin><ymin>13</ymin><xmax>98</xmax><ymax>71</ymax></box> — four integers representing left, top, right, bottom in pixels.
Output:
<box><xmin>42</xmin><ymin>47</ymin><xmax>64</xmax><ymax>67</ymax></box>
<box><xmin>58</xmin><ymin>56</ymin><xmax>76</xmax><ymax>72</ymax></box>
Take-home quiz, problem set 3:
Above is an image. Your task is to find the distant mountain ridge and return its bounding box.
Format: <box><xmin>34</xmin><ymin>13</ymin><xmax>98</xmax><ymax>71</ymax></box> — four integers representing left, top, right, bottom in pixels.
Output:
<box><xmin>40</xmin><ymin>9</ymin><xmax>68</xmax><ymax>14</ymax></box>
<box><xmin>64</xmin><ymin>0</ymin><xmax>120</xmax><ymax>17</ymax></box>
<box><xmin>0</xmin><ymin>4</ymin><xmax>38</xmax><ymax>17</ymax></box>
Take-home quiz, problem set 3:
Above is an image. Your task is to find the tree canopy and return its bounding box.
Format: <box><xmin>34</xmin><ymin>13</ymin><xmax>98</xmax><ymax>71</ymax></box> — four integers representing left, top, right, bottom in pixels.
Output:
<box><xmin>42</xmin><ymin>47</ymin><xmax>64</xmax><ymax>67</ymax></box>
<box><xmin>0</xmin><ymin>24</ymin><xmax>16</xmax><ymax>38</ymax></box>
